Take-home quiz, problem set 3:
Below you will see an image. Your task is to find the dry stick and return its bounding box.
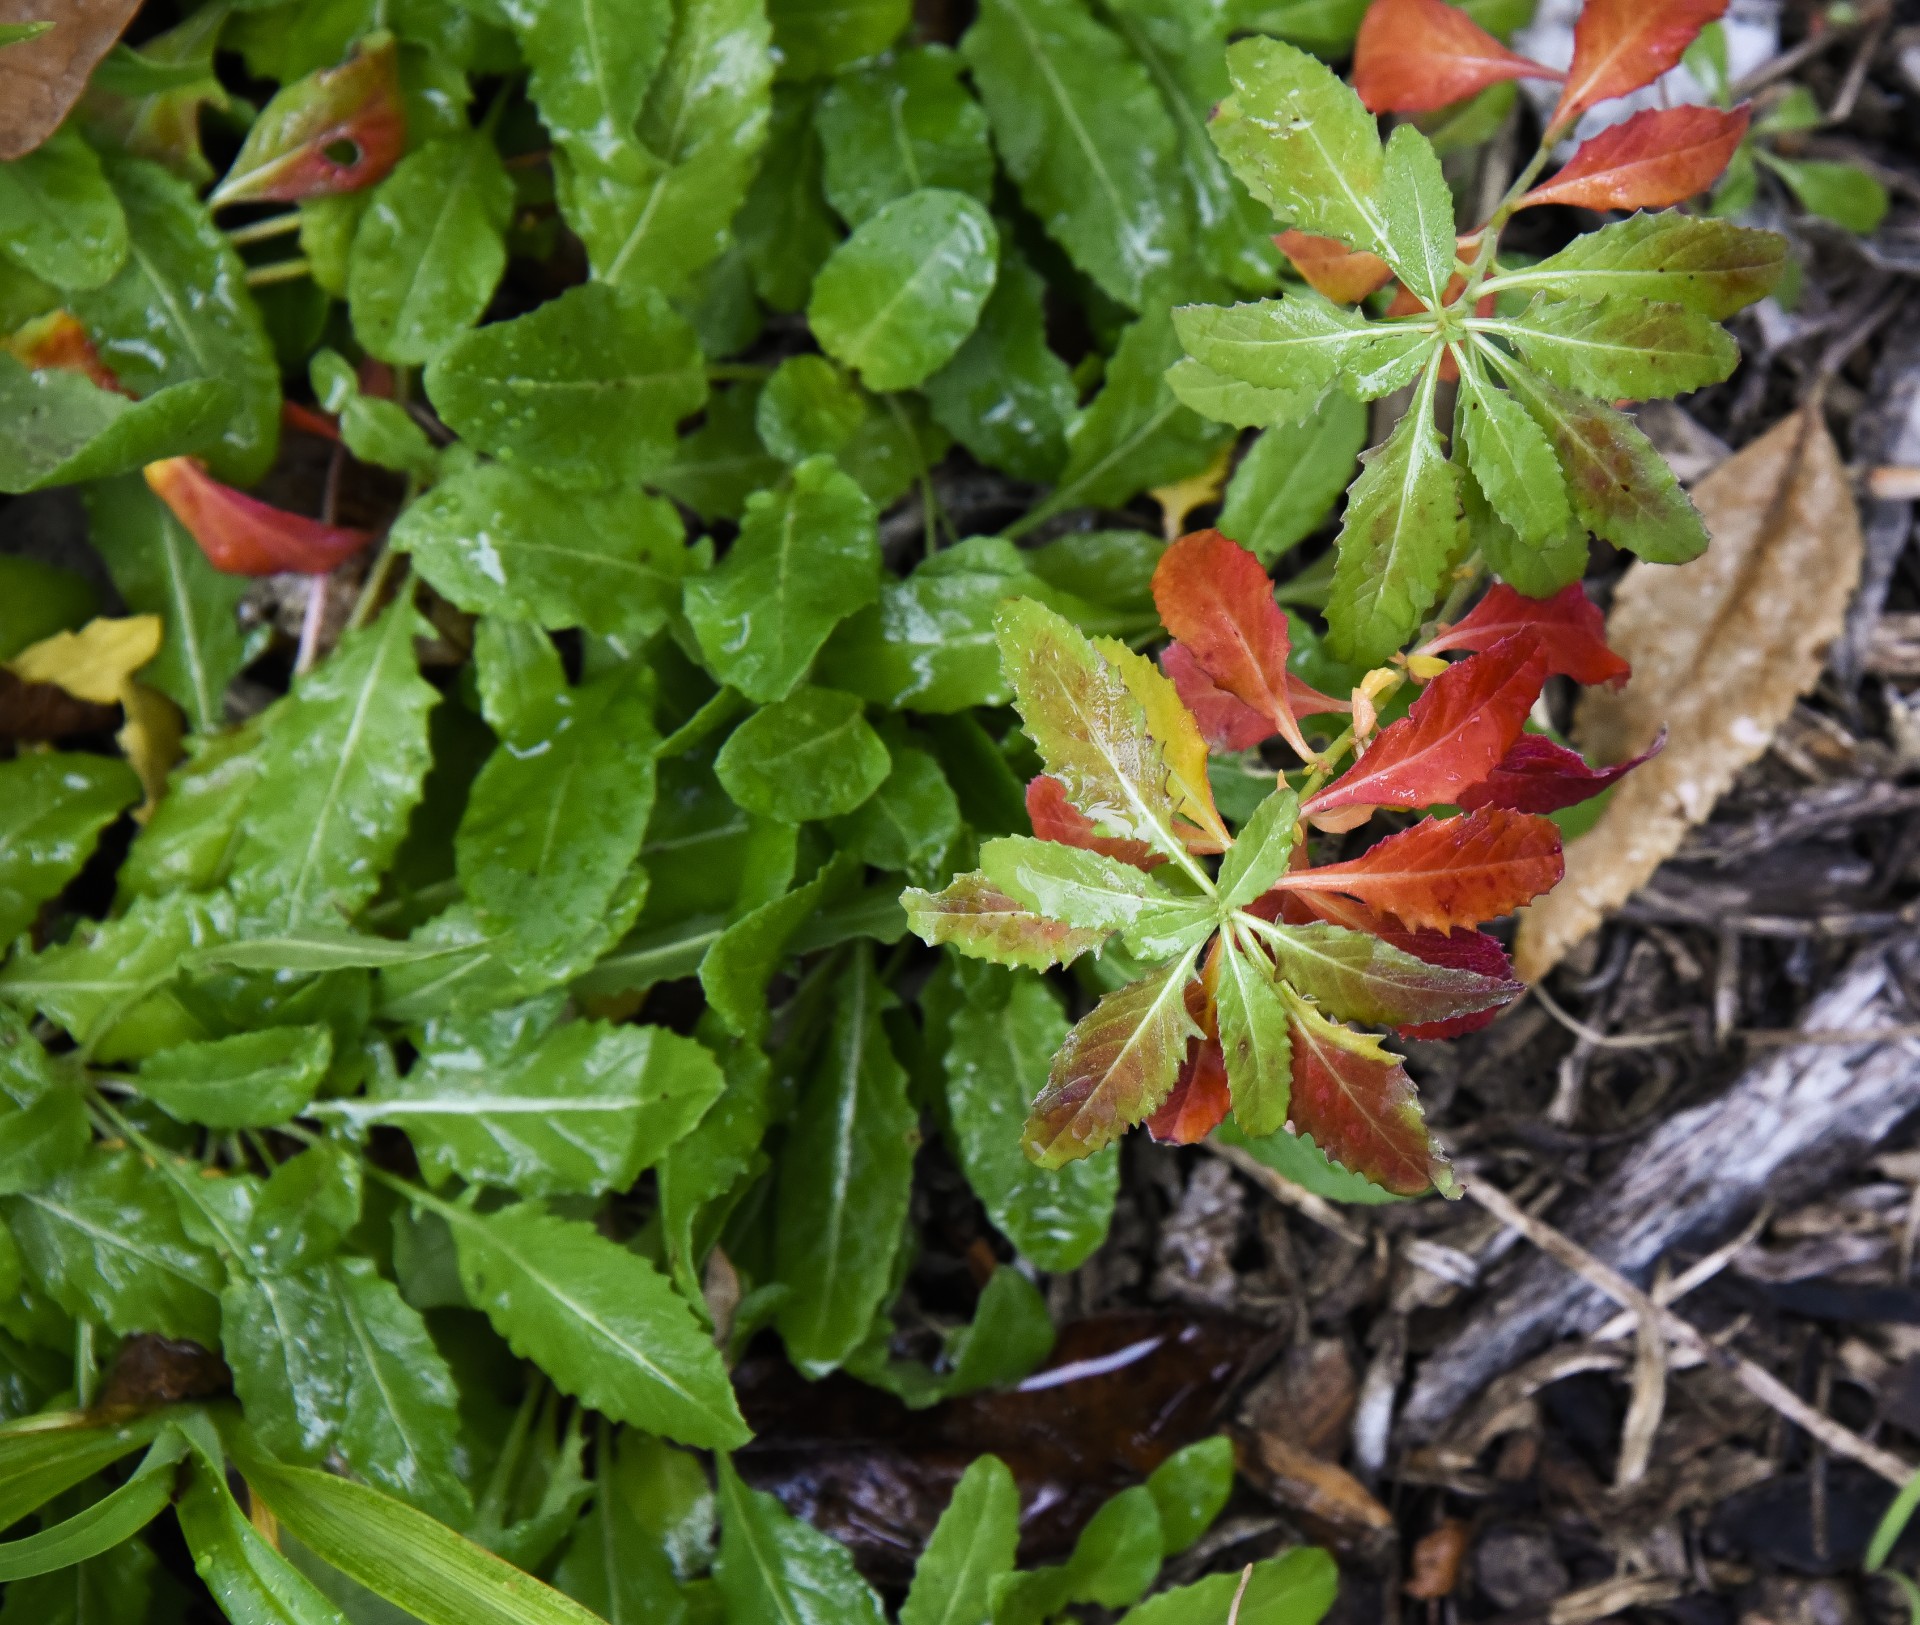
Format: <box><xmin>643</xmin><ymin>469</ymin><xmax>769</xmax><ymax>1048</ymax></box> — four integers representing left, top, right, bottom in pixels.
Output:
<box><xmin>1226</xmin><ymin>1564</ymin><xmax>1254</xmax><ymax>1625</ymax></box>
<box><xmin>1529</xmin><ymin>981</ymin><xmax>1692</xmax><ymax>1050</ymax></box>
<box><xmin>1207</xmin><ymin>1142</ymin><xmax>1369</xmax><ymax>1247</ymax></box>
<box><xmin>1466</xmin><ymin>1179</ymin><xmax>1916</xmax><ymax>1486</ymax></box>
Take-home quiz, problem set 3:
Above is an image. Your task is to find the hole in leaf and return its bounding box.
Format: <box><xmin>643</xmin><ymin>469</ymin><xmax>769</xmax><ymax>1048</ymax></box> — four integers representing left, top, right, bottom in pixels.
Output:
<box><xmin>323</xmin><ymin>138</ymin><xmax>361</xmax><ymax>166</ymax></box>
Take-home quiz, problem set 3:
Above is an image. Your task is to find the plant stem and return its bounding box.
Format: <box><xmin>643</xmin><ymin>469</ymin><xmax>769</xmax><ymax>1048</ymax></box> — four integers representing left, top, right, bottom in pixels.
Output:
<box><xmin>245</xmin><ymin>258</ymin><xmax>312</xmax><ymax>289</ymax></box>
<box><xmin>90</xmin><ymin>1089</ymin><xmax>250</xmax><ymax>1258</ymax></box>
<box><xmin>226</xmin><ymin>212</ymin><xmax>303</xmax><ymax>247</ymax></box>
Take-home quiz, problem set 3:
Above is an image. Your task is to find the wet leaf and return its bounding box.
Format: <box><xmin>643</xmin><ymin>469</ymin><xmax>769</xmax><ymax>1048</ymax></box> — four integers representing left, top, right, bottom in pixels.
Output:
<box><xmin>143</xmin><ymin>457</ymin><xmax>373</xmax><ymax>576</ymax></box>
<box><xmin>1520</xmin><ymin>104</ymin><xmax>1749</xmax><ymax>212</ymax></box>
<box><xmin>136</xmin><ymin>1026</ymin><xmax>331</xmax><ymax>1128</ymax></box>
<box><xmin>504</xmin><ymin>0</ymin><xmax>670</xmax><ymax>168</ymax></box>
<box><xmin>0</xmin><ymin>349</ymin><xmax>229</xmax><ymax>494</ymax></box>
<box><xmin>900</xmin><ymin>1453</ymin><xmax>1019</xmax><ymax>1625</ymax></box>
<box><xmin>1381</xmin><ymin>124</ymin><xmax>1456</xmax><ymax>310</ymax></box>
<box><xmin>716</xmin><ymin>1458</ymin><xmax>887</xmax><ymax>1625</ymax></box>
<box><xmin>715</xmin><ymin>685</ymin><xmax>890</xmax><ymax>821</ymax></box>
<box><xmin>0</xmin><ymin>752</ymin><xmax>139</xmax><ymax>944</ymax></box>
<box><xmin>1254</xmin><ymin>918</ymin><xmax>1518</xmax><ymax>1029</ymax></box>
<box><xmin>1217</xmin><ymin>390</ymin><xmax>1367</xmax><ymax>566</ymax></box>
<box><xmin>1145</xmin><ymin>1028</ymin><xmax>1229</xmax><ymax>1145</ymax></box>
<box><xmin>1283</xmin><ymin>994</ymin><xmax>1449</xmax><ymax>1197</ymax></box>
<box><xmin>1418</xmin><ymin>581</ymin><xmax>1629</xmax><ymax>687</ymax></box>
<box><xmin>1274</xmin><ymin>230</ymin><xmax>1393</xmax><ymax>305</ymax></box>
<box><xmin>1453</xmin><ymin>355</ymin><xmax>1573</xmax><ymax>549</ymax></box>
<box><xmin>1489</xmin><ymin>293</ymin><xmax>1739</xmax><ymax>403</ymax></box>
<box><xmin>1456</xmin><ymin>728</ymin><xmax>1663</xmax><ymax>814</ymax></box>
<box><xmin>1026</xmin><ymin>774</ymin><xmax>1162</xmax><ymax>872</ymax></box>
<box><xmin>1488</xmin><ymin>212</ymin><xmax>1783</xmax><ymax>321</ymax></box>
<box><xmin>0</xmin><ymin>1011</ymin><xmax>88</xmax><ymax>1197</ymax></box>
<box><xmin>0</xmin><ymin>124</ymin><xmax>126</xmax><ymax>288</ymax></box>
<box><xmin>903</xmin><ymin>871</ymin><xmax>1108</xmax><ymax>972</ymax></box>
<box><xmin>1355</xmin><ymin>0</ymin><xmax>1556</xmax><ymax>113</ymax></box>
<box><xmin>1215</xmin><ymin>935</ymin><xmax>1292</xmax><ymax>1136</ymax></box>
<box><xmin>1516</xmin><ymin>407</ymin><xmax>1863</xmax><ymax>979</ymax></box>
<box><xmin>1551</xmin><ymin>0</ymin><xmax>1728</xmax><ymax>128</ymax></box>
<box><xmin>816</xmin><ymin>46</ymin><xmax>993</xmax><ymax>227</ymax></box>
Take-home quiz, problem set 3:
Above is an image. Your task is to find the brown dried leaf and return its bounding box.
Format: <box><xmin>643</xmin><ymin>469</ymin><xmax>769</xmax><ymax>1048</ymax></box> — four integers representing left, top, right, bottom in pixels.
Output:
<box><xmin>1514</xmin><ymin>409</ymin><xmax>1863</xmax><ymax>980</ymax></box>
<box><xmin>0</xmin><ymin>0</ymin><xmax>144</xmax><ymax>159</ymax></box>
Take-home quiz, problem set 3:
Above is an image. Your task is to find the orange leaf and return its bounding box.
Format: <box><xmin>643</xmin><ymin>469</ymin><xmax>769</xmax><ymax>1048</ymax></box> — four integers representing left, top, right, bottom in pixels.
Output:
<box><xmin>5</xmin><ymin>309</ymin><xmax>121</xmax><ymax>392</ymax></box>
<box><xmin>1418</xmin><ymin>583</ymin><xmax>1629</xmax><ymax>688</ymax></box>
<box><xmin>1272</xmin><ymin>808</ymin><xmax>1564</xmax><ymax>933</ymax></box>
<box><xmin>1520</xmin><ymin>104</ymin><xmax>1750</xmax><ymax>212</ymax></box>
<box><xmin>1152</xmin><ymin>529</ymin><xmax>1322</xmax><ymax>763</ymax></box>
<box><xmin>1148</xmin><ymin>987</ymin><xmax>1230</xmax><ymax>1145</ymax></box>
<box><xmin>1305</xmin><ymin>634</ymin><xmax>1547</xmax><ymax>822</ymax></box>
<box><xmin>1026</xmin><ymin>775</ymin><xmax>1164</xmax><ymax>871</ymax></box>
<box><xmin>143</xmin><ymin>457</ymin><xmax>375</xmax><ymax>576</ymax></box>
<box><xmin>1353</xmin><ymin>0</ymin><xmax>1562</xmax><ymax>114</ymax></box>
<box><xmin>1551</xmin><ymin>0</ymin><xmax>1729</xmax><ymax>129</ymax></box>
<box><xmin>210</xmin><ymin>33</ymin><xmax>405</xmax><ymax>206</ymax></box>
<box><xmin>1275</xmin><ymin>230</ymin><xmax>1395</xmax><ymax>304</ymax></box>
<box><xmin>1285</xmin><ymin>997</ymin><xmax>1452</xmax><ymax>1196</ymax></box>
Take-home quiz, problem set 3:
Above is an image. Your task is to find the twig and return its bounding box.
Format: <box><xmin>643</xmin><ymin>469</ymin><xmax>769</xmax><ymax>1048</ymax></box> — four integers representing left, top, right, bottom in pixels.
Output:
<box><xmin>1590</xmin><ymin>1205</ymin><xmax>1771</xmax><ymax>1343</ymax></box>
<box><xmin>1226</xmin><ymin>1563</ymin><xmax>1253</xmax><ymax>1625</ymax></box>
<box><xmin>225</xmin><ymin>212</ymin><xmax>302</xmax><ymax>247</ymax></box>
<box><xmin>1207</xmin><ymin>1141</ymin><xmax>1369</xmax><ymax>1247</ymax></box>
<box><xmin>294</xmin><ymin>577</ymin><xmax>327</xmax><ymax>676</ymax></box>
<box><xmin>1728</xmin><ymin>5</ymin><xmax>1888</xmax><ymax>100</ymax></box>
<box><xmin>1742</xmin><ymin>1024</ymin><xmax>1920</xmax><ymax>1046</ymax></box>
<box><xmin>1530</xmin><ymin>981</ymin><xmax>1692</xmax><ymax>1050</ymax></box>
<box><xmin>1466</xmin><ymin>1178</ymin><xmax>1916</xmax><ymax>1487</ymax></box>
<box><xmin>244</xmin><ymin>258</ymin><xmax>311</xmax><ymax>289</ymax></box>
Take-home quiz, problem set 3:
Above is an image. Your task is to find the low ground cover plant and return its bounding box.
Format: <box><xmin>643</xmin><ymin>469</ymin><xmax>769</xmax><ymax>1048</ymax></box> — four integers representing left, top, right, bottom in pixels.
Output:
<box><xmin>0</xmin><ymin>0</ymin><xmax>1782</xmax><ymax>1615</ymax></box>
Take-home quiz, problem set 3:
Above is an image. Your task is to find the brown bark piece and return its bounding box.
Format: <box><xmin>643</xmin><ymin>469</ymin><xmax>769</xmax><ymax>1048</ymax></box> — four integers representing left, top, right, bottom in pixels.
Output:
<box><xmin>0</xmin><ymin>0</ymin><xmax>144</xmax><ymax>160</ymax></box>
<box><xmin>1515</xmin><ymin>409</ymin><xmax>1865</xmax><ymax>981</ymax></box>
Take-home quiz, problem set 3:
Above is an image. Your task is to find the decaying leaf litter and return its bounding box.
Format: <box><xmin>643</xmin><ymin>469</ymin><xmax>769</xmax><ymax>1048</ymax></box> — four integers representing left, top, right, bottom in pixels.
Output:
<box><xmin>2</xmin><ymin>0</ymin><xmax>1920</xmax><ymax>1618</ymax></box>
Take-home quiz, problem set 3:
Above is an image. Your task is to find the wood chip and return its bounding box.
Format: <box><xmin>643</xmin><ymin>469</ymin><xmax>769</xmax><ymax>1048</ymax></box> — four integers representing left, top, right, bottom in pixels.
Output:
<box><xmin>1234</xmin><ymin>1429</ymin><xmax>1395</xmax><ymax>1556</ymax></box>
<box><xmin>1515</xmin><ymin>408</ymin><xmax>1865</xmax><ymax>980</ymax></box>
<box><xmin>0</xmin><ymin>0</ymin><xmax>144</xmax><ymax>158</ymax></box>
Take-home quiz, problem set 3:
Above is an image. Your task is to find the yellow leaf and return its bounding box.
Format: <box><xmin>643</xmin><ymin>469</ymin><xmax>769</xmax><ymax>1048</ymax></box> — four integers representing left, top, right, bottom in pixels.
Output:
<box><xmin>118</xmin><ymin>682</ymin><xmax>184</xmax><ymax>816</ymax></box>
<box><xmin>1150</xmin><ymin>443</ymin><xmax>1234</xmax><ymax>542</ymax></box>
<box><xmin>1095</xmin><ymin>635</ymin><xmax>1230</xmax><ymax>853</ymax></box>
<box><xmin>8</xmin><ymin>615</ymin><xmax>162</xmax><ymax>704</ymax></box>
<box><xmin>1514</xmin><ymin>408</ymin><xmax>1864</xmax><ymax>981</ymax></box>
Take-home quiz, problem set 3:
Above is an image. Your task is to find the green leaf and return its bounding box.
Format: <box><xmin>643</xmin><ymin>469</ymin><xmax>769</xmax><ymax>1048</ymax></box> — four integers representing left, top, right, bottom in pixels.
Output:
<box><xmin>942</xmin><ymin>1266</ymin><xmax>1054</xmax><ymax>1397</ymax></box>
<box><xmin>961</xmin><ymin>0</ymin><xmax>1185</xmax><ymax>309</ymax></box>
<box><xmin>0</xmin><ymin>21</ymin><xmax>53</xmax><ymax>45</ymax></box>
<box><xmin>0</xmin><ymin>1014</ymin><xmax>87</xmax><ymax>1198</ymax></box>
<box><xmin>733</xmin><ymin>83</ymin><xmax>838</xmax><ymax>312</ymax></box>
<box><xmin>0</xmin><ymin>1536</ymin><xmax>156</xmax><ymax>1623</ymax></box>
<box><xmin>1118</xmin><ymin>1548</ymin><xmax>1339</xmax><ymax>1624</ymax></box>
<box><xmin>0</xmin><ymin>352</ymin><xmax>230</xmax><ymax>494</ymax></box>
<box><xmin>0</xmin><ymin>1412</ymin><xmax>170</xmax><ymax>1532</ymax></box>
<box><xmin>1025</xmin><ymin>950</ymin><xmax>1202</xmax><ymax>1167</ymax></box>
<box><xmin>552</xmin><ymin>1430</ymin><xmax>694</xmax><ymax>1624</ymax></box>
<box><xmin>187</xmin><ymin>929</ymin><xmax>474</xmax><ymax>974</ymax></box>
<box><xmin>1212</xmin><ymin>1116</ymin><xmax>1403</xmax><ymax>1204</ymax></box>
<box><xmin>697</xmin><ymin>860</ymin><xmax>840</xmax><ymax>1039</ymax></box>
<box><xmin>715</xmin><ymin>1456</ymin><xmax>887</xmax><ymax>1625</ymax></box>
<box><xmin>1763</xmin><ymin>152</ymin><xmax>1889</xmax><ymax>235</ymax></box>
<box><xmin>175</xmin><ymin>1442</ymin><xmax>349</xmax><ymax>1625</ymax></box>
<box><xmin>1496</xmin><ymin>359</ymin><xmax>1709</xmax><ymax>564</ymax></box>
<box><xmin>245</xmin><ymin>1140</ymin><xmax>362</xmax><ymax>1274</ymax></box>
<box><xmin>1000</xmin><ymin>1484</ymin><xmax>1163</xmax><ymax>1622</ymax></box>
<box><xmin>326</xmin><ymin>1020</ymin><xmax>722</xmax><ymax>1196</ymax></box>
<box><xmin>1215</xmin><ymin>935</ymin><xmax>1291</xmax><ymax>1136</ymax></box>
<box><xmin>648</xmin><ymin>382</ymin><xmax>784</xmax><ymax>521</ymax></box>
<box><xmin>1164</xmin><ymin>358</ymin><xmax>1308</xmax><ymax>429</ymax></box>
<box><xmin>557</xmin><ymin>0</ymin><xmax>774</xmax><ymax>299</ymax></box>
<box><xmin>472</xmin><ymin>617</ymin><xmax>566</xmax><ymax>740</ymax></box>
<box><xmin>902</xmin><ymin>871</ymin><xmax>1108</xmax><ymax>972</ymax></box>
<box><xmin>392</xmin><ymin>463</ymin><xmax>691</xmax><ymax>642</ymax></box>
<box><xmin>226</xmin><ymin>600</ymin><xmax>440</xmax><ymax>932</ymax></box>
<box><xmin>1326</xmin><ymin>362</ymin><xmax>1461</xmax><ymax>668</ymax></box>
<box><xmin>1037</xmin><ymin>304</ymin><xmax>1233</xmax><ymax>522</ymax></box>
<box><xmin>685</xmin><ymin>456</ymin><xmax>879</xmax><ymax>704</ymax></box>
<box><xmin>1256</xmin><ymin>919</ymin><xmax>1515</xmax><ymax>1029</ymax></box>
<box><xmin>425</xmin><ymin>282</ymin><xmax>707</xmax><ymax>492</ymax></box>
<box><xmin>136</xmin><ymin>1026</ymin><xmax>331</xmax><ymax>1128</ymax></box>
<box><xmin>1171</xmin><ymin>293</ymin><xmax>1381</xmax><ymax>418</ymax></box>
<box><xmin>83</xmin><ymin>474</ymin><xmax>251</xmax><ymax>732</ymax></box>
<box><xmin>347</xmin><ymin>132</ymin><xmax>513</xmax><ymax>364</ymax></box>
<box><xmin>309</xmin><ymin>349</ymin><xmax>440</xmax><ymax>481</ymax></box>
<box><xmin>0</xmin><ymin>126</ymin><xmax>127</xmax><ymax>290</ymax></box>
<box><xmin>118</xmin><ymin>721</ymin><xmax>263</xmax><ymax>901</ymax></box>
<box><xmin>816</xmin><ymin>46</ymin><xmax>993</xmax><ymax>226</ymax></box>
<box><xmin>1145</xmin><ymin>1436</ymin><xmax>1234</xmax><ymax>1557</ymax></box>
<box><xmin>767</xmin><ymin>0</ymin><xmax>907</xmax><ymax>79</ymax></box>
<box><xmin>1381</xmin><ymin>124</ymin><xmax>1454</xmax><ymax>308</ymax></box>
<box><xmin>714</xmin><ymin>686</ymin><xmax>890</xmax><ymax>821</ymax></box>
<box><xmin>901</xmin><ymin>1454</ymin><xmax>1019</xmax><ymax>1625</ymax></box>
<box><xmin>0</xmin><ymin>1430</ymin><xmax>185</xmax><ymax>1581</ymax></box>
<box><xmin>1459</xmin><ymin>442</ymin><xmax>1586</xmax><ymax>598</ymax></box>
<box><xmin>456</xmin><ymin>664</ymin><xmax>659</xmax><ymax>973</ymax></box>
<box><xmin>824</xmin><ymin>743</ymin><xmax>960</xmax><ymax>881</ymax></box>
<box><xmin>1217</xmin><ymin>396</ymin><xmax>1367</xmax><ymax>566</ymax></box>
<box><xmin>236</xmin><ymin>1445</ymin><xmax>608</xmax><ymax>1625</ymax></box>
<box><xmin>773</xmin><ymin>946</ymin><xmax>918</xmax><ymax>1374</ymax></box>
<box><xmin>1453</xmin><ymin>352</ymin><xmax>1573</xmax><ymax>548</ymax></box>
<box><xmin>69</xmin><ymin>156</ymin><xmax>280</xmax><ymax>483</ymax></box>
<box><xmin>6</xmin><ymin>1146</ymin><xmax>222</xmax><ymax>1344</ymax></box>
<box><xmin>0</xmin><ymin>554</ymin><xmax>95</xmax><ymax>663</ymax></box>
<box><xmin>979</xmin><ymin>835</ymin><xmax>1155</xmax><ymax>934</ymax></box>
<box><xmin>941</xmin><ymin>961</ymin><xmax>1115</xmax><ymax>1268</ymax></box>
<box><xmin>1217</xmin><ymin>786</ymin><xmax>1297</xmax><ymax>911</ymax></box>
<box><xmin>504</xmin><ymin>0</ymin><xmax>672</xmax><ymax>166</ymax></box>
<box><xmin>809</xmin><ymin>188</ymin><xmax>999</xmax><ymax>391</ymax></box>
<box><xmin>1210</xmin><ymin>36</ymin><xmax>1387</xmax><ymax>254</ymax></box>
<box><xmin>923</xmin><ymin>243</ymin><xmax>1075</xmax><ymax>484</ymax></box>
<box><xmin>445</xmin><ymin>1198</ymin><xmax>750</xmax><ymax>1448</ymax></box>
<box><xmin>1486</xmin><ymin>214</ymin><xmax>1785</xmax><ymax>321</ymax></box>
<box><xmin>1485</xmin><ymin>295</ymin><xmax>1739</xmax><ymax>401</ymax></box>
<box><xmin>756</xmin><ymin>353</ymin><xmax>865</xmax><ymax>464</ymax></box>
<box><xmin>0</xmin><ymin>752</ymin><xmax>140</xmax><ymax>944</ymax></box>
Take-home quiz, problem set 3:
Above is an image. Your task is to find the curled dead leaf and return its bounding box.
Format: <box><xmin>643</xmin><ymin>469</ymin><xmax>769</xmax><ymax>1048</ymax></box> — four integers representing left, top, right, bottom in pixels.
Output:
<box><xmin>1514</xmin><ymin>408</ymin><xmax>1864</xmax><ymax>980</ymax></box>
<box><xmin>0</xmin><ymin>0</ymin><xmax>144</xmax><ymax>159</ymax></box>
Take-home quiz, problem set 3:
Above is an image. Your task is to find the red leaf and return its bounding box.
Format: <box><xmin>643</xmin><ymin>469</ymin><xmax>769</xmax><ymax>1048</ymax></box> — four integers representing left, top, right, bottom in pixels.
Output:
<box><xmin>1026</xmin><ymin>775</ymin><xmax>1164</xmax><ymax>871</ymax></box>
<box><xmin>1287</xmin><ymin>1002</ymin><xmax>1451</xmax><ymax>1196</ymax></box>
<box><xmin>1353</xmin><ymin>0</ymin><xmax>1561</xmax><ymax>114</ymax></box>
<box><xmin>143</xmin><ymin>458</ymin><xmax>375</xmax><ymax>576</ymax></box>
<box><xmin>209</xmin><ymin>33</ymin><xmax>405</xmax><ymax>207</ymax></box>
<box><xmin>1271</xmin><ymin>808</ymin><xmax>1564</xmax><ymax>933</ymax></box>
<box><xmin>1151</xmin><ymin>530</ymin><xmax>1329</xmax><ymax>762</ymax></box>
<box><xmin>281</xmin><ymin>400</ymin><xmax>342</xmax><ymax>442</ymax></box>
<box><xmin>1456</xmin><ymin>728</ymin><xmax>1665</xmax><ymax>814</ymax></box>
<box><xmin>1275</xmin><ymin>230</ymin><xmax>1395</xmax><ymax>304</ymax></box>
<box><xmin>1519</xmin><ymin>104</ymin><xmax>1750</xmax><ymax>212</ymax></box>
<box><xmin>1148</xmin><ymin>1031</ymin><xmax>1231</xmax><ymax>1145</ymax></box>
<box><xmin>1551</xmin><ymin>0</ymin><xmax>1729</xmax><ymax>129</ymax></box>
<box><xmin>1162</xmin><ymin>643</ymin><xmax>1272</xmax><ymax>751</ymax></box>
<box><xmin>1418</xmin><ymin>583</ymin><xmax>1629</xmax><ymax>689</ymax></box>
<box><xmin>6</xmin><ymin>310</ymin><xmax>121</xmax><ymax>393</ymax></box>
<box><xmin>1305</xmin><ymin>635</ymin><xmax>1547</xmax><ymax>823</ymax></box>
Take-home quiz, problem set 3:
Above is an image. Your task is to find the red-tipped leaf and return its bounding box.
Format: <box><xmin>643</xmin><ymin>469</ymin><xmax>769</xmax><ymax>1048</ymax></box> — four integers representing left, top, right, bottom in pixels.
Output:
<box><xmin>1271</xmin><ymin>808</ymin><xmax>1564</xmax><ymax>933</ymax></box>
<box><xmin>1285</xmin><ymin>997</ymin><xmax>1452</xmax><ymax>1197</ymax></box>
<box><xmin>7</xmin><ymin>310</ymin><xmax>121</xmax><ymax>392</ymax></box>
<box><xmin>1026</xmin><ymin>775</ymin><xmax>1164</xmax><ymax>871</ymax></box>
<box><xmin>1275</xmin><ymin>231</ymin><xmax>1395</xmax><ymax>304</ymax></box>
<box><xmin>1551</xmin><ymin>0</ymin><xmax>1729</xmax><ymax>129</ymax></box>
<box><xmin>1520</xmin><ymin>104</ymin><xmax>1751</xmax><ymax>212</ymax></box>
<box><xmin>1418</xmin><ymin>583</ymin><xmax>1629</xmax><ymax>688</ymax></box>
<box><xmin>1304</xmin><ymin>635</ymin><xmax>1548</xmax><ymax>824</ymax></box>
<box><xmin>210</xmin><ymin>33</ymin><xmax>405</xmax><ymax>206</ymax></box>
<box><xmin>1148</xmin><ymin>1030</ymin><xmax>1231</xmax><ymax>1145</ymax></box>
<box><xmin>1162</xmin><ymin>643</ymin><xmax>1272</xmax><ymax>752</ymax></box>
<box><xmin>1456</xmin><ymin>728</ymin><xmax>1665</xmax><ymax>814</ymax></box>
<box><xmin>1353</xmin><ymin>0</ymin><xmax>1561</xmax><ymax>114</ymax></box>
<box><xmin>144</xmin><ymin>457</ymin><xmax>375</xmax><ymax>576</ymax></box>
